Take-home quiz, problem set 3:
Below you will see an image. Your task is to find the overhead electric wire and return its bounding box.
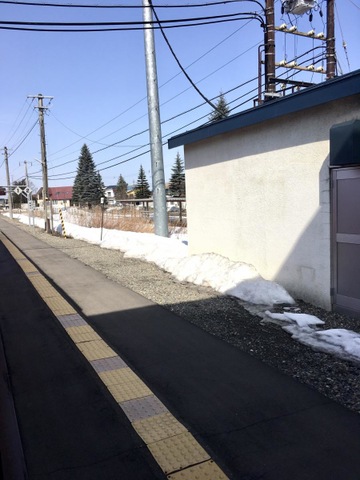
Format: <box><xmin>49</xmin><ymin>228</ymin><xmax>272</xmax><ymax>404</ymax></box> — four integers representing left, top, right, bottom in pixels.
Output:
<box><xmin>35</xmin><ymin>73</ymin><xmax>260</xmax><ymax>179</ymax></box>
<box><xmin>151</xmin><ymin>4</ymin><xmax>219</xmax><ymax>112</ymax></box>
<box><xmin>45</xmin><ymin>74</ymin><xmax>258</xmax><ymax>175</ymax></box>
<box><xmin>335</xmin><ymin>2</ymin><xmax>351</xmax><ymax>72</ymax></box>
<box><xmin>48</xmin><ymin>34</ymin><xmax>260</xmax><ymax>165</ymax></box>
<box><xmin>0</xmin><ymin>17</ymin><xmax>264</xmax><ymax>33</ymax></box>
<box><xmin>40</xmin><ymin>76</ymin><xmax>260</xmax><ymax>180</ymax></box>
<box><xmin>77</xmin><ymin>52</ymin><xmax>327</xmax><ymax>174</ymax></box>
<box><xmin>50</xmin><ymin>111</ymin><xmax>115</xmax><ymax>148</ymax></box>
<box><xmin>0</xmin><ymin>0</ymin><xmax>266</xmax><ymax>10</ymax></box>
<box><xmin>347</xmin><ymin>0</ymin><xmax>360</xmax><ymax>9</ymax></box>
<box><xmin>8</xmin><ymin>120</ymin><xmax>38</xmax><ymax>157</ymax></box>
<box><xmin>24</xmin><ymin>20</ymin><xmax>327</xmax><ymax>181</ymax></box>
<box><xmin>0</xmin><ymin>98</ymin><xmax>32</xmax><ymax>147</ymax></box>
<box><xmin>32</xmin><ymin>51</ymin><xmax>324</xmax><ymax>181</ymax></box>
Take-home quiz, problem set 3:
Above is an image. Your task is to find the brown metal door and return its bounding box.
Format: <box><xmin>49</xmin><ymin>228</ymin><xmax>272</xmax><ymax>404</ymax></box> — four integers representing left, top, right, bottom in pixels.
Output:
<box><xmin>331</xmin><ymin>168</ymin><xmax>360</xmax><ymax>317</ymax></box>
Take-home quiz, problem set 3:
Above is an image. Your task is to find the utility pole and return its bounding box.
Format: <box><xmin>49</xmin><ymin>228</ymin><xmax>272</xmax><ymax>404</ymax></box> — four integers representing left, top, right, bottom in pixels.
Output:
<box><xmin>28</xmin><ymin>93</ymin><xmax>53</xmax><ymax>232</ymax></box>
<box><xmin>142</xmin><ymin>0</ymin><xmax>168</xmax><ymax>238</ymax></box>
<box><xmin>264</xmin><ymin>0</ymin><xmax>275</xmax><ymax>98</ymax></box>
<box><xmin>326</xmin><ymin>0</ymin><xmax>336</xmax><ymax>79</ymax></box>
<box><xmin>24</xmin><ymin>161</ymin><xmax>32</xmax><ymax>226</ymax></box>
<box><xmin>3</xmin><ymin>146</ymin><xmax>13</xmax><ymax>219</ymax></box>
<box><xmin>262</xmin><ymin>0</ymin><xmax>336</xmax><ymax>101</ymax></box>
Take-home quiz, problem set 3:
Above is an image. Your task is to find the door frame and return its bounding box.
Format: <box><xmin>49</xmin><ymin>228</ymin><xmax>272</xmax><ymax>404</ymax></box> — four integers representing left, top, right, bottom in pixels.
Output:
<box><xmin>331</xmin><ymin>166</ymin><xmax>360</xmax><ymax>318</ymax></box>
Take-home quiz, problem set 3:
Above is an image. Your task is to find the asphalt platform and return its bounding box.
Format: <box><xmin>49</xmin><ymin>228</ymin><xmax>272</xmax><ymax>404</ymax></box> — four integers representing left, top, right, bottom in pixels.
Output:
<box><xmin>1</xmin><ymin>216</ymin><xmax>360</xmax><ymax>480</ymax></box>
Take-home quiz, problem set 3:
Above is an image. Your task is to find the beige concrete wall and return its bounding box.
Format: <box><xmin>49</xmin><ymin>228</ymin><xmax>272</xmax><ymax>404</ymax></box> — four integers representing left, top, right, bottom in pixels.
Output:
<box><xmin>184</xmin><ymin>96</ymin><xmax>360</xmax><ymax>309</ymax></box>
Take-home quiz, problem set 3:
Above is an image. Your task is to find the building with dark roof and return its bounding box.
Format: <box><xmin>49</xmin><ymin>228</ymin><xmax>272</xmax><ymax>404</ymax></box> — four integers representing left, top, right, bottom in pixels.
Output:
<box><xmin>168</xmin><ymin>70</ymin><xmax>360</xmax><ymax>316</ymax></box>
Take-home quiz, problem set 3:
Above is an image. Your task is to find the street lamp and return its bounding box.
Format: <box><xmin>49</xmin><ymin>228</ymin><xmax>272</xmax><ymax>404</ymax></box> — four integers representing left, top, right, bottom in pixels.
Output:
<box><xmin>100</xmin><ymin>196</ymin><xmax>105</xmax><ymax>241</ymax></box>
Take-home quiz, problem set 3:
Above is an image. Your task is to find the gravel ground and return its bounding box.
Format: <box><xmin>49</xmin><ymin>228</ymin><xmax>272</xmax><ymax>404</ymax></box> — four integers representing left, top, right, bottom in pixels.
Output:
<box><xmin>7</xmin><ymin>218</ymin><xmax>360</xmax><ymax>414</ymax></box>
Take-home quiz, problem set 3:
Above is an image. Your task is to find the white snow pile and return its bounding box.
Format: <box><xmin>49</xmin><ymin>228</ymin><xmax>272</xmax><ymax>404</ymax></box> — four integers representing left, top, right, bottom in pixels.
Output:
<box><xmin>10</xmin><ymin>213</ymin><xmax>294</xmax><ymax>306</ymax></box>
<box><xmin>264</xmin><ymin>311</ymin><xmax>360</xmax><ymax>363</ymax></box>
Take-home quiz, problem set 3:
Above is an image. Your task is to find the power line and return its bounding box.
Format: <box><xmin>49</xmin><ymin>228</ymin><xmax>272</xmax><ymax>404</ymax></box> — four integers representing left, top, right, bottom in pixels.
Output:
<box><xmin>151</xmin><ymin>4</ymin><xmax>219</xmax><ymax>112</ymax></box>
<box><xmin>44</xmin><ymin>38</ymin><xmax>260</xmax><ymax>168</ymax></box>
<box><xmin>39</xmin><ymin>76</ymin><xmax>259</xmax><ymax>180</ymax></box>
<box><xmin>0</xmin><ymin>13</ymin><xmax>265</xmax><ymax>32</ymax></box>
<box><xmin>346</xmin><ymin>0</ymin><xmax>360</xmax><ymax>10</ymax></box>
<box><xmin>9</xmin><ymin>120</ymin><xmax>39</xmax><ymax>157</ymax></box>
<box><xmin>0</xmin><ymin>98</ymin><xmax>32</xmax><ymax>146</ymax></box>
<box><xmin>31</xmin><ymin>56</ymin><xmax>321</xmax><ymax>182</ymax></box>
<box><xmin>32</xmin><ymin>74</ymin><xmax>259</xmax><ymax>179</ymax></box>
<box><xmin>0</xmin><ymin>1</ymin><xmax>265</xmax><ymax>9</ymax></box>
<box><xmin>47</xmin><ymin>26</ymin><xmax>257</xmax><ymax>163</ymax></box>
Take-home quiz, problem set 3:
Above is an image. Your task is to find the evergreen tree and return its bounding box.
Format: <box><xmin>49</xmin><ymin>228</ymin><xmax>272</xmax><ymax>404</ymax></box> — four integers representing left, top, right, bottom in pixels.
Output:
<box><xmin>115</xmin><ymin>174</ymin><xmax>128</xmax><ymax>200</ymax></box>
<box><xmin>73</xmin><ymin>144</ymin><xmax>104</xmax><ymax>206</ymax></box>
<box><xmin>209</xmin><ymin>92</ymin><xmax>230</xmax><ymax>122</ymax></box>
<box><xmin>135</xmin><ymin>165</ymin><xmax>151</xmax><ymax>199</ymax></box>
<box><xmin>169</xmin><ymin>153</ymin><xmax>186</xmax><ymax>197</ymax></box>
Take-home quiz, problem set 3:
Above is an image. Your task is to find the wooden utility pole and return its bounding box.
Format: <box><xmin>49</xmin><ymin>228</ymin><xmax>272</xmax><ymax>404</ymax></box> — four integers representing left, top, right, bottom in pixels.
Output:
<box><xmin>3</xmin><ymin>146</ymin><xmax>13</xmax><ymax>218</ymax></box>
<box><xmin>264</xmin><ymin>0</ymin><xmax>275</xmax><ymax>98</ymax></box>
<box><xmin>23</xmin><ymin>161</ymin><xmax>30</xmax><ymax>226</ymax></box>
<box><xmin>326</xmin><ymin>0</ymin><xmax>336</xmax><ymax>79</ymax></box>
<box><xmin>28</xmin><ymin>93</ymin><xmax>53</xmax><ymax>232</ymax></box>
<box><xmin>262</xmin><ymin>0</ymin><xmax>336</xmax><ymax>101</ymax></box>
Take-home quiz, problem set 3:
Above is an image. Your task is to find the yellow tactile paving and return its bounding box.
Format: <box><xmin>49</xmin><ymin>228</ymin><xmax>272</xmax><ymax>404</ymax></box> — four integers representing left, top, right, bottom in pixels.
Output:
<box><xmin>1</xmin><ymin>237</ymin><xmax>22</xmax><ymax>257</ymax></box>
<box><xmin>99</xmin><ymin>368</ymin><xmax>152</xmax><ymax>402</ymax></box>
<box><xmin>43</xmin><ymin>296</ymin><xmax>77</xmax><ymax>316</ymax></box>
<box><xmin>107</xmin><ymin>382</ymin><xmax>152</xmax><ymax>403</ymax></box>
<box><xmin>65</xmin><ymin>325</ymin><xmax>102</xmax><ymax>343</ymax></box>
<box><xmin>76</xmin><ymin>340</ymin><xmax>117</xmax><ymax>361</ymax></box>
<box><xmin>1</xmin><ymin>231</ymin><xmax>229</xmax><ymax>479</ymax></box>
<box><xmin>133</xmin><ymin>412</ymin><xmax>187</xmax><ymax>445</ymax></box>
<box><xmin>28</xmin><ymin>275</ymin><xmax>59</xmax><ymax>298</ymax></box>
<box><xmin>167</xmin><ymin>460</ymin><xmax>229</xmax><ymax>479</ymax></box>
<box><xmin>147</xmin><ymin>432</ymin><xmax>210</xmax><ymax>475</ymax></box>
<box><xmin>16</xmin><ymin>259</ymin><xmax>39</xmax><ymax>273</ymax></box>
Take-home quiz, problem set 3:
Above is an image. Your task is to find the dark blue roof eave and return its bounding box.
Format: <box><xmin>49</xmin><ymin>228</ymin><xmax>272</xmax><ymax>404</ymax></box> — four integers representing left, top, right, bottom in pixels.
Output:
<box><xmin>168</xmin><ymin>69</ymin><xmax>360</xmax><ymax>149</ymax></box>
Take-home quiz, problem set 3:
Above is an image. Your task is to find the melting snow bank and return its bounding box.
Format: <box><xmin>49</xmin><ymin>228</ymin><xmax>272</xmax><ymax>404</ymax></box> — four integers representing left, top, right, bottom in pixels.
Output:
<box><xmin>10</xmin><ymin>213</ymin><xmax>294</xmax><ymax>306</ymax></box>
<box><xmin>84</xmin><ymin>223</ymin><xmax>293</xmax><ymax>306</ymax></box>
<box><xmin>264</xmin><ymin>311</ymin><xmax>360</xmax><ymax>363</ymax></box>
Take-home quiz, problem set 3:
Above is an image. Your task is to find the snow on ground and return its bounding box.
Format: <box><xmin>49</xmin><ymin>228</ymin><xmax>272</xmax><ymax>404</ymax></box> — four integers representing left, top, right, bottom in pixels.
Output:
<box><xmin>7</xmin><ymin>212</ymin><xmax>360</xmax><ymax>363</ymax></box>
<box><xmin>264</xmin><ymin>311</ymin><xmax>360</xmax><ymax>364</ymax></box>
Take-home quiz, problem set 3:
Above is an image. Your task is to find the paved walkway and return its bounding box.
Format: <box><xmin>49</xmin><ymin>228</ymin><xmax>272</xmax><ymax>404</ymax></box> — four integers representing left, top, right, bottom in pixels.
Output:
<box><xmin>1</xmin><ymin>216</ymin><xmax>360</xmax><ymax>480</ymax></box>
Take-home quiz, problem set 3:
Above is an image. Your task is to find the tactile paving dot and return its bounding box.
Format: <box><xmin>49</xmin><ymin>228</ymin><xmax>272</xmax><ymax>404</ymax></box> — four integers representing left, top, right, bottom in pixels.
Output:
<box><xmin>28</xmin><ymin>276</ymin><xmax>59</xmax><ymax>298</ymax></box>
<box><xmin>147</xmin><ymin>431</ymin><xmax>210</xmax><ymax>475</ymax></box>
<box><xmin>120</xmin><ymin>395</ymin><xmax>168</xmax><ymax>423</ymax></box>
<box><xmin>65</xmin><ymin>325</ymin><xmax>102</xmax><ymax>343</ymax></box>
<box><xmin>43</xmin><ymin>296</ymin><xmax>76</xmax><ymax>315</ymax></box>
<box><xmin>90</xmin><ymin>356</ymin><xmax>128</xmax><ymax>373</ymax></box>
<box><xmin>167</xmin><ymin>460</ymin><xmax>229</xmax><ymax>479</ymax></box>
<box><xmin>133</xmin><ymin>412</ymin><xmax>187</xmax><ymax>444</ymax></box>
<box><xmin>99</xmin><ymin>368</ymin><xmax>152</xmax><ymax>403</ymax></box>
<box><xmin>77</xmin><ymin>340</ymin><xmax>117</xmax><ymax>361</ymax></box>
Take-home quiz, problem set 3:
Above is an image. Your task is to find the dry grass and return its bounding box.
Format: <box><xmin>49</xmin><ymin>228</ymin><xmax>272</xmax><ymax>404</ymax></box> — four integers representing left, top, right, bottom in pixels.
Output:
<box><xmin>63</xmin><ymin>207</ymin><xmax>154</xmax><ymax>233</ymax></box>
<box><xmin>20</xmin><ymin>206</ymin><xmax>187</xmax><ymax>235</ymax></box>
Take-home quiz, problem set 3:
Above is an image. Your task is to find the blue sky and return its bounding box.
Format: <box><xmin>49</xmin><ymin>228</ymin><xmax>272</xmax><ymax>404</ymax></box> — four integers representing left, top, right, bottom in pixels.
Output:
<box><xmin>0</xmin><ymin>0</ymin><xmax>359</xmax><ymax>193</ymax></box>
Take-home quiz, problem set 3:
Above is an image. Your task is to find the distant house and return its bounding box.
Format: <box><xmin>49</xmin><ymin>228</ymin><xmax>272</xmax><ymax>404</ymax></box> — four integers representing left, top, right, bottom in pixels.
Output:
<box><xmin>169</xmin><ymin>70</ymin><xmax>360</xmax><ymax>318</ymax></box>
<box><xmin>104</xmin><ymin>185</ymin><xmax>117</xmax><ymax>205</ymax></box>
<box><xmin>37</xmin><ymin>186</ymin><xmax>73</xmax><ymax>210</ymax></box>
